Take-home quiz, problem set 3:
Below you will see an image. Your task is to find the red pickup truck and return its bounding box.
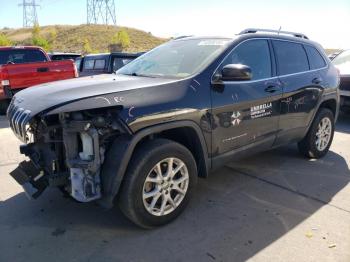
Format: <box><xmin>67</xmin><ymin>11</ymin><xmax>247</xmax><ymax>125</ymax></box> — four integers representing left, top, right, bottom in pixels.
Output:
<box><xmin>0</xmin><ymin>46</ymin><xmax>78</xmax><ymax>114</ymax></box>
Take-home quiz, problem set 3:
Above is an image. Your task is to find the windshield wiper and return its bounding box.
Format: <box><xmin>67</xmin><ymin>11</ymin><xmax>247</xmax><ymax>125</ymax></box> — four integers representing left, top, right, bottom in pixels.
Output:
<box><xmin>120</xmin><ymin>72</ymin><xmax>158</xmax><ymax>78</ymax></box>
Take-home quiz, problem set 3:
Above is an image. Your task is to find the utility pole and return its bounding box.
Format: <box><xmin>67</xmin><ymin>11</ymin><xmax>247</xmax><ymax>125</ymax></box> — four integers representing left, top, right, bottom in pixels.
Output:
<box><xmin>87</xmin><ymin>0</ymin><xmax>116</xmax><ymax>25</ymax></box>
<box><xmin>19</xmin><ymin>0</ymin><xmax>40</xmax><ymax>28</ymax></box>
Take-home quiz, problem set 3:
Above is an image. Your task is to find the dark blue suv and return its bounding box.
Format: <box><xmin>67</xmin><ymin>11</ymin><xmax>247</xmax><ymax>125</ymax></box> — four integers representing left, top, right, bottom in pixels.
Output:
<box><xmin>8</xmin><ymin>28</ymin><xmax>339</xmax><ymax>228</ymax></box>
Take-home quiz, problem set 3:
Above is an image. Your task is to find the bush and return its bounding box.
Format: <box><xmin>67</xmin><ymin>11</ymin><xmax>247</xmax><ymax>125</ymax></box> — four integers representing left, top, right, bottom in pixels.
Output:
<box><xmin>32</xmin><ymin>36</ymin><xmax>50</xmax><ymax>51</ymax></box>
<box><xmin>48</xmin><ymin>28</ymin><xmax>57</xmax><ymax>45</ymax></box>
<box><xmin>111</xmin><ymin>29</ymin><xmax>130</xmax><ymax>49</ymax></box>
<box><xmin>0</xmin><ymin>33</ymin><xmax>12</xmax><ymax>46</ymax></box>
<box><xmin>31</xmin><ymin>24</ymin><xmax>51</xmax><ymax>51</ymax></box>
<box><xmin>83</xmin><ymin>39</ymin><xmax>93</xmax><ymax>54</ymax></box>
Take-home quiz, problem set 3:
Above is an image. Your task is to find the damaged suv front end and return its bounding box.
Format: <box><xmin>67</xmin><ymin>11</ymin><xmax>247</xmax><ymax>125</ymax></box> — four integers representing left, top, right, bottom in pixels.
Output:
<box><xmin>8</xmin><ymin>102</ymin><xmax>127</xmax><ymax>202</ymax></box>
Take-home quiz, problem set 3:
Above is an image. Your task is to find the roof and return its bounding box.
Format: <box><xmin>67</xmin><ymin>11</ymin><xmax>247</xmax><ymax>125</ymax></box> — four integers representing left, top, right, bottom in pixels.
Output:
<box><xmin>0</xmin><ymin>46</ymin><xmax>44</xmax><ymax>51</ymax></box>
<box><xmin>49</xmin><ymin>52</ymin><xmax>81</xmax><ymax>56</ymax></box>
<box><xmin>172</xmin><ymin>28</ymin><xmax>314</xmax><ymax>45</ymax></box>
<box><xmin>83</xmin><ymin>52</ymin><xmax>143</xmax><ymax>58</ymax></box>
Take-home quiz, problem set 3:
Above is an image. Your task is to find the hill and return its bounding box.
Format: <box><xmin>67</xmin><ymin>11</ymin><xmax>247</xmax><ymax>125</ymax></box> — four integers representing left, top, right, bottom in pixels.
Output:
<box><xmin>0</xmin><ymin>24</ymin><xmax>167</xmax><ymax>53</ymax></box>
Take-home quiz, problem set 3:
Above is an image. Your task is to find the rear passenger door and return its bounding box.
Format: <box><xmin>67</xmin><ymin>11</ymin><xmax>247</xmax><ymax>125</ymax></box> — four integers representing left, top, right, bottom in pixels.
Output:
<box><xmin>272</xmin><ymin>40</ymin><xmax>326</xmax><ymax>145</ymax></box>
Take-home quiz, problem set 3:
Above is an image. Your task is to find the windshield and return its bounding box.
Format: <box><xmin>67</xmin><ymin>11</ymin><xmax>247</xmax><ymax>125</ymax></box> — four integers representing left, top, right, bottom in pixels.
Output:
<box><xmin>332</xmin><ymin>50</ymin><xmax>350</xmax><ymax>74</ymax></box>
<box><xmin>116</xmin><ymin>38</ymin><xmax>231</xmax><ymax>78</ymax></box>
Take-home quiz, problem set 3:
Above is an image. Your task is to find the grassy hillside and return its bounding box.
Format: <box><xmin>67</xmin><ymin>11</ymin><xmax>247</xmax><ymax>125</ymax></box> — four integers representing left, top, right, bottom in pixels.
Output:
<box><xmin>0</xmin><ymin>24</ymin><xmax>167</xmax><ymax>53</ymax></box>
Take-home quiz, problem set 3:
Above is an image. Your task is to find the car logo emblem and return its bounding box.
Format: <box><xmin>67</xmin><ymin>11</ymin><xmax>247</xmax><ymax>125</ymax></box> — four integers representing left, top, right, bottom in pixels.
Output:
<box><xmin>231</xmin><ymin>111</ymin><xmax>241</xmax><ymax>126</ymax></box>
<box><xmin>16</xmin><ymin>97</ymin><xmax>24</xmax><ymax>103</ymax></box>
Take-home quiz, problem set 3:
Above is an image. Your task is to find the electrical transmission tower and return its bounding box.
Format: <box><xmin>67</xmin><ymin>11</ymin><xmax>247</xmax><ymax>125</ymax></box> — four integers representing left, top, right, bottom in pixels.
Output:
<box><xmin>19</xmin><ymin>0</ymin><xmax>40</xmax><ymax>28</ymax></box>
<box><xmin>87</xmin><ymin>0</ymin><xmax>117</xmax><ymax>25</ymax></box>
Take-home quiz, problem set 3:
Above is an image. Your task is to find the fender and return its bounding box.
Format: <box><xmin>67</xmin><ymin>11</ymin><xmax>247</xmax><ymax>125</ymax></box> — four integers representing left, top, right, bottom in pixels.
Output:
<box><xmin>303</xmin><ymin>90</ymin><xmax>339</xmax><ymax>137</ymax></box>
<box><xmin>98</xmin><ymin>120</ymin><xmax>210</xmax><ymax>208</ymax></box>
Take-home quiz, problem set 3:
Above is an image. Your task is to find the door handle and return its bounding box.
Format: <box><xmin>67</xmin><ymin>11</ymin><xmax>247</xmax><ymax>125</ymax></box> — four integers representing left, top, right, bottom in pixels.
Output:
<box><xmin>37</xmin><ymin>67</ymin><xmax>49</xmax><ymax>73</ymax></box>
<box><xmin>312</xmin><ymin>77</ymin><xmax>322</xmax><ymax>85</ymax></box>
<box><xmin>264</xmin><ymin>85</ymin><xmax>280</xmax><ymax>93</ymax></box>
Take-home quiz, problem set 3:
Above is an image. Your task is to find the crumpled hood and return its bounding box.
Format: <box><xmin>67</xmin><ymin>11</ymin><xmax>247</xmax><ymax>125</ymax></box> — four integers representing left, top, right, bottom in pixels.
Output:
<box><xmin>11</xmin><ymin>74</ymin><xmax>178</xmax><ymax>116</ymax></box>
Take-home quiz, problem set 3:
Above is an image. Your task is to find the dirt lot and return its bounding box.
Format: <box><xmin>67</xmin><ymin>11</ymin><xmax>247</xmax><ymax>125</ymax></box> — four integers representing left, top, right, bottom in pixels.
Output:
<box><xmin>0</xmin><ymin>114</ymin><xmax>349</xmax><ymax>262</ymax></box>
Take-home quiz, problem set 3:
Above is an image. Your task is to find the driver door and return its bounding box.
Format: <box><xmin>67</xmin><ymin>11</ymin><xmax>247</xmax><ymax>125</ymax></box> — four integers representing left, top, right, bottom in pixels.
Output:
<box><xmin>210</xmin><ymin>39</ymin><xmax>283</xmax><ymax>156</ymax></box>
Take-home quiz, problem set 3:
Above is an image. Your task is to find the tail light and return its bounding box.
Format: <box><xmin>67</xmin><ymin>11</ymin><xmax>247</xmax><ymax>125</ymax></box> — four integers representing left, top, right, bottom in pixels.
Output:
<box><xmin>73</xmin><ymin>63</ymin><xmax>79</xmax><ymax>78</ymax></box>
<box><xmin>0</xmin><ymin>68</ymin><xmax>10</xmax><ymax>97</ymax></box>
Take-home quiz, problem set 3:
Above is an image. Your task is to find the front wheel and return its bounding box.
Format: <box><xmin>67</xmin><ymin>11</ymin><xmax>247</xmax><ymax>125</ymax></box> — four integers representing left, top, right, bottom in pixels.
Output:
<box><xmin>118</xmin><ymin>139</ymin><xmax>197</xmax><ymax>228</ymax></box>
<box><xmin>298</xmin><ymin>108</ymin><xmax>335</xmax><ymax>159</ymax></box>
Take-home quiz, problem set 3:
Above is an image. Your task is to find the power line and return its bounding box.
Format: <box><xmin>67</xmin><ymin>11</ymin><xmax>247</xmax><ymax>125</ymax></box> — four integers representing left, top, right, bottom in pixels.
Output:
<box><xmin>87</xmin><ymin>0</ymin><xmax>116</xmax><ymax>26</ymax></box>
<box><xmin>18</xmin><ymin>0</ymin><xmax>40</xmax><ymax>27</ymax></box>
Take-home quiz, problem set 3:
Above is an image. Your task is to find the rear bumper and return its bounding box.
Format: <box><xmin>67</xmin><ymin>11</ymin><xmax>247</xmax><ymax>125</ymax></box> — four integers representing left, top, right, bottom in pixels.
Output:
<box><xmin>0</xmin><ymin>85</ymin><xmax>14</xmax><ymax>100</ymax></box>
<box><xmin>0</xmin><ymin>86</ymin><xmax>5</xmax><ymax>100</ymax></box>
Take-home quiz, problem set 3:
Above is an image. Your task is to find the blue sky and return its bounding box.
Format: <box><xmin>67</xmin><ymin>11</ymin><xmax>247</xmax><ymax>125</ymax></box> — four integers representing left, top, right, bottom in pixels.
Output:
<box><xmin>0</xmin><ymin>0</ymin><xmax>349</xmax><ymax>48</ymax></box>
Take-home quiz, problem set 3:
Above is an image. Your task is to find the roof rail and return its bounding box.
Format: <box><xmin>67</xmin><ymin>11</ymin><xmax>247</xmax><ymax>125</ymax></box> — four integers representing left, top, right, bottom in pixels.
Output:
<box><xmin>239</xmin><ymin>28</ymin><xmax>309</xmax><ymax>39</ymax></box>
<box><xmin>173</xmin><ymin>35</ymin><xmax>193</xmax><ymax>40</ymax></box>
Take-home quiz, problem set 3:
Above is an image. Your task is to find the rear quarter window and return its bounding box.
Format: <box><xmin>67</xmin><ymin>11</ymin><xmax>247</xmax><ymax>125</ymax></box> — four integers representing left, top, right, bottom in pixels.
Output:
<box><xmin>83</xmin><ymin>59</ymin><xmax>106</xmax><ymax>70</ymax></box>
<box><xmin>304</xmin><ymin>45</ymin><xmax>326</xmax><ymax>69</ymax></box>
<box><xmin>273</xmin><ymin>40</ymin><xmax>309</xmax><ymax>75</ymax></box>
<box><xmin>94</xmin><ymin>59</ymin><xmax>106</xmax><ymax>69</ymax></box>
<box><xmin>0</xmin><ymin>49</ymin><xmax>47</xmax><ymax>65</ymax></box>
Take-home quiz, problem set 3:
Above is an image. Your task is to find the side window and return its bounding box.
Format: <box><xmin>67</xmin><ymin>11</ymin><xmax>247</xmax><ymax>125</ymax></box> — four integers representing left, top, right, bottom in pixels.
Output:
<box><xmin>112</xmin><ymin>58</ymin><xmax>133</xmax><ymax>71</ymax></box>
<box><xmin>84</xmin><ymin>59</ymin><xmax>94</xmax><ymax>70</ymax></box>
<box><xmin>304</xmin><ymin>45</ymin><xmax>326</xmax><ymax>69</ymax></box>
<box><xmin>273</xmin><ymin>40</ymin><xmax>309</xmax><ymax>75</ymax></box>
<box><xmin>94</xmin><ymin>59</ymin><xmax>106</xmax><ymax>70</ymax></box>
<box><xmin>220</xmin><ymin>39</ymin><xmax>272</xmax><ymax>80</ymax></box>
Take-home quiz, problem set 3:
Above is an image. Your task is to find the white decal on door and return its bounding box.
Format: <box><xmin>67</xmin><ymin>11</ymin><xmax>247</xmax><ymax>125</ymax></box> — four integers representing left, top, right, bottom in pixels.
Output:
<box><xmin>251</xmin><ymin>102</ymin><xmax>272</xmax><ymax>119</ymax></box>
<box><xmin>231</xmin><ymin>111</ymin><xmax>242</xmax><ymax>126</ymax></box>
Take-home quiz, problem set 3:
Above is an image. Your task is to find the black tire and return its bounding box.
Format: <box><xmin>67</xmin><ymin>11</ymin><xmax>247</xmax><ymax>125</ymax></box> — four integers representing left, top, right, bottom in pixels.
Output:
<box><xmin>298</xmin><ymin>108</ymin><xmax>335</xmax><ymax>159</ymax></box>
<box><xmin>118</xmin><ymin>138</ymin><xmax>197</xmax><ymax>228</ymax></box>
<box><xmin>0</xmin><ymin>100</ymin><xmax>9</xmax><ymax>115</ymax></box>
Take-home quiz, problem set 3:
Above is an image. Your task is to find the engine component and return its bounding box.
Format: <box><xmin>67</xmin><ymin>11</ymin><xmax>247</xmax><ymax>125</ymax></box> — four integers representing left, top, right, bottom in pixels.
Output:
<box><xmin>70</xmin><ymin>168</ymin><xmax>101</xmax><ymax>202</ymax></box>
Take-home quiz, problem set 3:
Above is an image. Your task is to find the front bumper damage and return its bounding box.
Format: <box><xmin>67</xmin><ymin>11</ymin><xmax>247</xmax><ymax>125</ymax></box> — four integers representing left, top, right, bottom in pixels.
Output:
<box><xmin>7</xmin><ymin>105</ymin><xmax>125</xmax><ymax>204</ymax></box>
<box><xmin>10</xmin><ymin>160</ymin><xmax>46</xmax><ymax>199</ymax></box>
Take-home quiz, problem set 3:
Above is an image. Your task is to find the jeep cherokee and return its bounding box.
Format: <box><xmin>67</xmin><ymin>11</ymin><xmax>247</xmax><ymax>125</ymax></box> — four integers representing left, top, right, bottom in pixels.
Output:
<box><xmin>7</xmin><ymin>28</ymin><xmax>339</xmax><ymax>228</ymax></box>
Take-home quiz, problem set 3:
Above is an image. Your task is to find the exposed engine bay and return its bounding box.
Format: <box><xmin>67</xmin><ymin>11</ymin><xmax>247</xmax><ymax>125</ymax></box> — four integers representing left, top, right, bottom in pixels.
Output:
<box><xmin>9</xmin><ymin>108</ymin><xmax>126</xmax><ymax>202</ymax></box>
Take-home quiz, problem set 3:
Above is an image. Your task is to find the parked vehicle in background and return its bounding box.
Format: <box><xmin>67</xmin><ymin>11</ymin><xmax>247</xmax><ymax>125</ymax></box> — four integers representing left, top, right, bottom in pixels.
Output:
<box><xmin>0</xmin><ymin>46</ymin><xmax>78</xmax><ymax>114</ymax></box>
<box><xmin>7</xmin><ymin>29</ymin><xmax>339</xmax><ymax>228</ymax></box>
<box><xmin>332</xmin><ymin>49</ymin><xmax>350</xmax><ymax>113</ymax></box>
<box><xmin>328</xmin><ymin>51</ymin><xmax>341</xmax><ymax>60</ymax></box>
<box><xmin>49</xmin><ymin>52</ymin><xmax>82</xmax><ymax>61</ymax></box>
<box><xmin>76</xmin><ymin>52</ymin><xmax>143</xmax><ymax>77</ymax></box>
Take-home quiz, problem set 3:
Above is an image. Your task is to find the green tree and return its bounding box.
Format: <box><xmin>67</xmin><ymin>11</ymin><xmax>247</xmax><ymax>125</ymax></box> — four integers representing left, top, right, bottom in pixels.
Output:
<box><xmin>0</xmin><ymin>33</ymin><xmax>12</xmax><ymax>46</ymax></box>
<box><xmin>111</xmin><ymin>29</ymin><xmax>130</xmax><ymax>49</ymax></box>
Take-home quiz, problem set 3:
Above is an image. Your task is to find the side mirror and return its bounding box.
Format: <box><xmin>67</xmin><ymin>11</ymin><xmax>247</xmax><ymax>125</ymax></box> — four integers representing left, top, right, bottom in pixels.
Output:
<box><xmin>221</xmin><ymin>64</ymin><xmax>252</xmax><ymax>81</ymax></box>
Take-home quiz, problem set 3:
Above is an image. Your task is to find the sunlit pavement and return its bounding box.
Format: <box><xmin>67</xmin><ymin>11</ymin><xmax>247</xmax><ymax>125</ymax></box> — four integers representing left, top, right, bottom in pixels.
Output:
<box><xmin>0</xmin><ymin>114</ymin><xmax>349</xmax><ymax>262</ymax></box>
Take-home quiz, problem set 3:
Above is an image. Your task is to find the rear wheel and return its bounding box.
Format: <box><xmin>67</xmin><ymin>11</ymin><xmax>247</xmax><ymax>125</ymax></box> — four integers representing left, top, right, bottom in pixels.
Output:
<box><xmin>298</xmin><ymin>108</ymin><xmax>335</xmax><ymax>159</ymax></box>
<box><xmin>0</xmin><ymin>100</ymin><xmax>9</xmax><ymax>115</ymax></box>
<box><xmin>118</xmin><ymin>139</ymin><xmax>197</xmax><ymax>228</ymax></box>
